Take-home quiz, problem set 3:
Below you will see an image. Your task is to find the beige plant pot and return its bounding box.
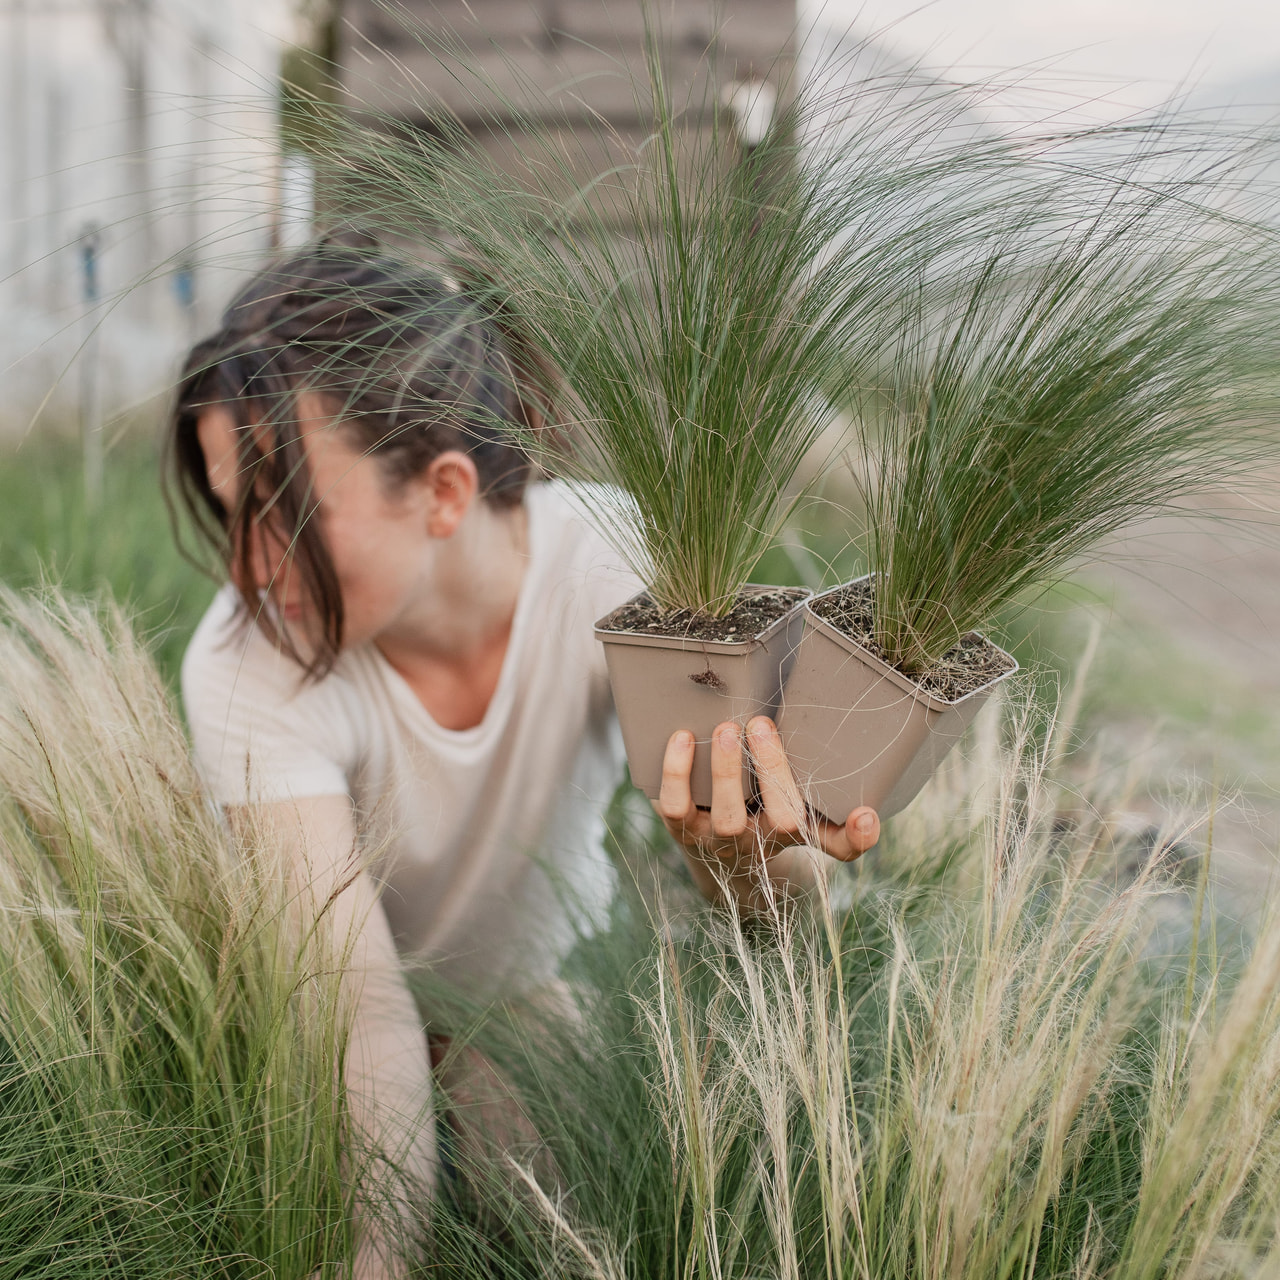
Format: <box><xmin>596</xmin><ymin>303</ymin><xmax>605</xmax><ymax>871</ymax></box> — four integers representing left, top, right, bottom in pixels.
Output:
<box><xmin>595</xmin><ymin>587</ymin><xmax>812</xmax><ymax>808</ymax></box>
<box><xmin>777</xmin><ymin>579</ymin><xmax>1018</xmax><ymax>822</ymax></box>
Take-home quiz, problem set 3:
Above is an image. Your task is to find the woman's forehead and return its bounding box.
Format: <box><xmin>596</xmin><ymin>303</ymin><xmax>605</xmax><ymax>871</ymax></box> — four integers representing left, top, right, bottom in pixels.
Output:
<box><xmin>195</xmin><ymin>405</ymin><xmax>244</xmax><ymax>503</ymax></box>
<box><xmin>196</xmin><ymin>396</ymin><xmax>368</xmax><ymax>503</ymax></box>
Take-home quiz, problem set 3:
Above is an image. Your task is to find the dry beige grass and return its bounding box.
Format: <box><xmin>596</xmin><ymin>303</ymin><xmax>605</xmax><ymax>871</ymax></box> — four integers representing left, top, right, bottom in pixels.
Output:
<box><xmin>462</xmin><ymin>682</ymin><xmax>1280</xmax><ymax>1280</ymax></box>
<box><xmin>4</xmin><ymin>588</ymin><xmax>1280</xmax><ymax>1279</ymax></box>
<box><xmin>0</xmin><ymin>589</ymin><xmax>375</xmax><ymax>1277</ymax></box>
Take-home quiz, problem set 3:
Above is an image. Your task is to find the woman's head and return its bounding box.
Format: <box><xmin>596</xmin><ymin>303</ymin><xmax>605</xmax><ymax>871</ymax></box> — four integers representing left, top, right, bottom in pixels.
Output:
<box><xmin>168</xmin><ymin>236</ymin><xmax>540</xmax><ymax>676</ymax></box>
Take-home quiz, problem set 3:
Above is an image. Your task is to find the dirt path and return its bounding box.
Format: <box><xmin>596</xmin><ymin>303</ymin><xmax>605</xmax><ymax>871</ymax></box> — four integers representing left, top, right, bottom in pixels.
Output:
<box><xmin>1097</xmin><ymin>486</ymin><xmax>1280</xmax><ymax>699</ymax></box>
<box><xmin>1082</xmin><ymin>473</ymin><xmax>1280</xmax><ymax>908</ymax></box>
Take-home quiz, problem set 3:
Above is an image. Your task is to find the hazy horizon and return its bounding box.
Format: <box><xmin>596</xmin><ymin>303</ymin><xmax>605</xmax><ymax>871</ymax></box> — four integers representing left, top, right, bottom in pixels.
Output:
<box><xmin>799</xmin><ymin>0</ymin><xmax>1280</xmax><ymax>123</ymax></box>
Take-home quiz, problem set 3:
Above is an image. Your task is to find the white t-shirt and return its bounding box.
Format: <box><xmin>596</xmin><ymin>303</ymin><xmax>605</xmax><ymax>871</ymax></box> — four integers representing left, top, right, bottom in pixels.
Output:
<box><xmin>182</xmin><ymin>482</ymin><xmax>641</xmax><ymax>998</ymax></box>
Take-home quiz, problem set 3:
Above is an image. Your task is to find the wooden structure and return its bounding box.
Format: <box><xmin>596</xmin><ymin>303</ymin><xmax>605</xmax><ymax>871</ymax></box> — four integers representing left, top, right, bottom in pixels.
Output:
<box><xmin>337</xmin><ymin>0</ymin><xmax>796</xmax><ymax>179</ymax></box>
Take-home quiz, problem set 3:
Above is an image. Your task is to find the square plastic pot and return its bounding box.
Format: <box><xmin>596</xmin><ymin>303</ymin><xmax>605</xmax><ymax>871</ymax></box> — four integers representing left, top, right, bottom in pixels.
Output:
<box><xmin>595</xmin><ymin>587</ymin><xmax>812</xmax><ymax>808</ymax></box>
<box><xmin>777</xmin><ymin>579</ymin><xmax>1018</xmax><ymax>822</ymax></box>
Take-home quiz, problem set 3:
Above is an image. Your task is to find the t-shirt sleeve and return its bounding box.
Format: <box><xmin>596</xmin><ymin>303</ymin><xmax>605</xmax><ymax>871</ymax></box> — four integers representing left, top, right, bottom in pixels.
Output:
<box><xmin>181</xmin><ymin>589</ymin><xmax>356</xmax><ymax>807</ymax></box>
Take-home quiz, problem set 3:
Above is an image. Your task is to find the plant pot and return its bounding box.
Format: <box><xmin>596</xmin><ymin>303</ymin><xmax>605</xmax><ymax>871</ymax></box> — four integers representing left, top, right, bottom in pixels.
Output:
<box><xmin>777</xmin><ymin>578</ymin><xmax>1018</xmax><ymax>822</ymax></box>
<box><xmin>595</xmin><ymin>587</ymin><xmax>812</xmax><ymax>808</ymax></box>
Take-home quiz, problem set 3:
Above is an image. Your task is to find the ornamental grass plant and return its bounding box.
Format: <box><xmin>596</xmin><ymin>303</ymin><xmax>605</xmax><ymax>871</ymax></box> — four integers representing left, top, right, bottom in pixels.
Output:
<box><xmin>308</xmin><ymin>30</ymin><xmax>1060</xmax><ymax>618</ymax></box>
<box><xmin>2</xmin><ymin>590</ymin><xmax>1279</xmax><ymax>1278</ymax></box>
<box><xmin>842</xmin><ymin>126</ymin><xmax>1280</xmax><ymax>674</ymax></box>
<box><xmin>418</xmin><ymin>685</ymin><xmax>1280</xmax><ymax>1280</ymax></box>
<box><xmin>298</xmin><ymin>21</ymin><xmax>1280</xmax><ymax>668</ymax></box>
<box><xmin>0</xmin><ymin>590</ymin><xmax>384</xmax><ymax>1277</ymax></box>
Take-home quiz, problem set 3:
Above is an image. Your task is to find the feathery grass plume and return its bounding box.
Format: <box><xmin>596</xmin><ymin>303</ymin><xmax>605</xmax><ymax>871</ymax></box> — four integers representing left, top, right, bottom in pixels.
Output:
<box><xmin>412</xmin><ymin>676</ymin><xmax>1280</xmax><ymax>1279</ymax></box>
<box><xmin>302</xmin><ymin>21</ymin><xmax>1062</xmax><ymax>616</ymax></box>
<box><xmin>844</xmin><ymin>117</ymin><xmax>1280</xmax><ymax>672</ymax></box>
<box><xmin>0</xmin><ymin>589</ymin><xmax>394</xmax><ymax>1277</ymax></box>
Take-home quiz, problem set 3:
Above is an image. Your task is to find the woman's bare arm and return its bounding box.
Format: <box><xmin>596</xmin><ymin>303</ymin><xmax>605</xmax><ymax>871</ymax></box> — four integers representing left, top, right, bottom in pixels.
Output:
<box><xmin>240</xmin><ymin>794</ymin><xmax>436</xmax><ymax>1280</ymax></box>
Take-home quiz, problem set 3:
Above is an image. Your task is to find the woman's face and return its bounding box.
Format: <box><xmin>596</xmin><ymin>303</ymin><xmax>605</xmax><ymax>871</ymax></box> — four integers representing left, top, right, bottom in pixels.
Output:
<box><xmin>197</xmin><ymin>396</ymin><xmax>450</xmax><ymax>652</ymax></box>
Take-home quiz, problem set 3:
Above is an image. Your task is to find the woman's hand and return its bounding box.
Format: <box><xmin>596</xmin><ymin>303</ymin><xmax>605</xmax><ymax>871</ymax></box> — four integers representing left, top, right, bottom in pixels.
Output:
<box><xmin>654</xmin><ymin>716</ymin><xmax>880</xmax><ymax>908</ymax></box>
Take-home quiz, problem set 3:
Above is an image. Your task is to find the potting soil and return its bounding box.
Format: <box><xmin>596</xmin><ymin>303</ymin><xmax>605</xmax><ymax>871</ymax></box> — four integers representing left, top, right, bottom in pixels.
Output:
<box><xmin>811</xmin><ymin>580</ymin><xmax>1016</xmax><ymax>702</ymax></box>
<box><xmin>597</xmin><ymin>586</ymin><xmax>809</xmax><ymax>642</ymax></box>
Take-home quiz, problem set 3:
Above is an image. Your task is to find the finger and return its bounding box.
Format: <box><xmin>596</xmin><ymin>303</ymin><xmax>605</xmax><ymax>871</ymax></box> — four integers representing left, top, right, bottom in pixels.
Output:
<box><xmin>845</xmin><ymin>807</ymin><xmax>881</xmax><ymax>855</ymax></box>
<box><xmin>657</xmin><ymin>729</ymin><xmax>698</xmax><ymax>824</ymax></box>
<box><xmin>746</xmin><ymin>716</ymin><xmax>804</xmax><ymax>837</ymax></box>
<box><xmin>819</xmin><ymin>806</ymin><xmax>880</xmax><ymax>862</ymax></box>
<box><xmin>709</xmin><ymin>721</ymin><xmax>749</xmax><ymax>839</ymax></box>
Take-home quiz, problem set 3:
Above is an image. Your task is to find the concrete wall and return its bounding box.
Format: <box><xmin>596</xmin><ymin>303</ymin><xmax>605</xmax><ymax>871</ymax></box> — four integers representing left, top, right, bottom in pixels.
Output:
<box><xmin>0</xmin><ymin>0</ymin><xmax>296</xmax><ymax>438</ymax></box>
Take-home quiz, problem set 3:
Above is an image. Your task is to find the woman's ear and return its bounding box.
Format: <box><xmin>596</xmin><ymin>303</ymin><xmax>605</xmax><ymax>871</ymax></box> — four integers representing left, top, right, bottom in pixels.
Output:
<box><xmin>423</xmin><ymin>450</ymin><xmax>480</xmax><ymax>538</ymax></box>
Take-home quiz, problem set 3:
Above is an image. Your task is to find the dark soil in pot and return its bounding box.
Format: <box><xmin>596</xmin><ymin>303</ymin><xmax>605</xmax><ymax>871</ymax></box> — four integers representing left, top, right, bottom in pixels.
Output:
<box><xmin>777</xmin><ymin>576</ymin><xmax>1019</xmax><ymax>823</ymax></box>
<box><xmin>809</xmin><ymin>578</ymin><xmax>1016</xmax><ymax>699</ymax></box>
<box><xmin>598</xmin><ymin>586</ymin><xmax>810</xmax><ymax>643</ymax></box>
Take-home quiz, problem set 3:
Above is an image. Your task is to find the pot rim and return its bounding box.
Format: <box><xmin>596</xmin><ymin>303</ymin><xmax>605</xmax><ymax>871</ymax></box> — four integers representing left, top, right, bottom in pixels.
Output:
<box><xmin>802</xmin><ymin>574</ymin><xmax>1018</xmax><ymax>709</ymax></box>
<box><xmin>595</xmin><ymin>584</ymin><xmax>813</xmax><ymax>655</ymax></box>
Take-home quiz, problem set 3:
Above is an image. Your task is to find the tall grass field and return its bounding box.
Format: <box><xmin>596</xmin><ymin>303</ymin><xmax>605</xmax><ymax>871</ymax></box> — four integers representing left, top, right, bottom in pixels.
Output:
<box><xmin>0</xmin><ymin>430</ymin><xmax>214</xmax><ymax>686</ymax></box>
<box><xmin>0</xmin><ymin>588</ymin><xmax>360</xmax><ymax>1277</ymax></box>
<box><xmin>0</xmin><ymin>435</ymin><xmax>1273</xmax><ymax>1277</ymax></box>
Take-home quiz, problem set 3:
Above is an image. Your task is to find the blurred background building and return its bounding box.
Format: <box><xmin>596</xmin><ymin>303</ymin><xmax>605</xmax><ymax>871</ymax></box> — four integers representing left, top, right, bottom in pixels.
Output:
<box><xmin>337</xmin><ymin>0</ymin><xmax>794</xmax><ymax>180</ymax></box>
<box><xmin>0</xmin><ymin>0</ymin><xmax>800</xmax><ymax>442</ymax></box>
<box><xmin>0</xmin><ymin>0</ymin><xmax>298</xmax><ymax>440</ymax></box>
<box><xmin>3</xmin><ymin>2</ymin><xmax>1274</xmax><ymax>445</ymax></box>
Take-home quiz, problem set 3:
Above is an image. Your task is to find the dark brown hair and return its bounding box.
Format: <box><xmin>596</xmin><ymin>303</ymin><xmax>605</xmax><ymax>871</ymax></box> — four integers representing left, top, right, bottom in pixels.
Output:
<box><xmin>167</xmin><ymin>235</ymin><xmax>541</xmax><ymax>678</ymax></box>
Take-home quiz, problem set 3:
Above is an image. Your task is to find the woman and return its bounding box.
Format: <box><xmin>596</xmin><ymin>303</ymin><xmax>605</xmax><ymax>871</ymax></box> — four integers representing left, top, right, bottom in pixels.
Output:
<box><xmin>169</xmin><ymin>238</ymin><xmax>880</xmax><ymax>1275</ymax></box>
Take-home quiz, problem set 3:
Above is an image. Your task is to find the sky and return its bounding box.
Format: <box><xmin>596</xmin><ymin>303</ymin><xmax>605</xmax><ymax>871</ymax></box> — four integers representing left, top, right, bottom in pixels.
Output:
<box><xmin>799</xmin><ymin>0</ymin><xmax>1280</xmax><ymax>123</ymax></box>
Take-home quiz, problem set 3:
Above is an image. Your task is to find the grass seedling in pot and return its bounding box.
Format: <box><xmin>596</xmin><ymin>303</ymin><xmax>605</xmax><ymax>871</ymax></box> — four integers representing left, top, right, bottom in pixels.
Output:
<box><xmin>315</xmin><ymin>29</ymin><xmax>1050</xmax><ymax>807</ymax></box>
<box><xmin>781</xmin><ymin>129</ymin><xmax>1280</xmax><ymax>820</ymax></box>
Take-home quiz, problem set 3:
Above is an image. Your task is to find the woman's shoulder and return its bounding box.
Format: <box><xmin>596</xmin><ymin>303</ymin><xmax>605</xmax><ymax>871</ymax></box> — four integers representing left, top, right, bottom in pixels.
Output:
<box><xmin>183</xmin><ymin>585</ymin><xmax>374</xmax><ymax>716</ymax></box>
<box><xmin>526</xmin><ymin>481</ymin><xmax>643</xmax><ymax>617</ymax></box>
<box><xmin>526</xmin><ymin>480</ymin><xmax>643</xmax><ymax>580</ymax></box>
<box><xmin>183</xmin><ymin>586</ymin><xmax>303</xmax><ymax>703</ymax></box>
<box><xmin>181</xmin><ymin>587</ymin><xmax>364</xmax><ymax>805</ymax></box>
<box><xmin>529</xmin><ymin>479</ymin><xmax>637</xmax><ymax>533</ymax></box>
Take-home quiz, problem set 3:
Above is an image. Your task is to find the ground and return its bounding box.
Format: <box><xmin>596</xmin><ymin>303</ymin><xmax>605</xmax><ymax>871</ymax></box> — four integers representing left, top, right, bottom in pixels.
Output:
<box><xmin>1068</xmin><ymin>469</ymin><xmax>1280</xmax><ymax>917</ymax></box>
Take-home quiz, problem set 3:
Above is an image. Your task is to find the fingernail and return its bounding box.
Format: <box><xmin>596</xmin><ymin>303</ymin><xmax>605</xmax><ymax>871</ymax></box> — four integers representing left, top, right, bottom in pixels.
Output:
<box><xmin>748</xmin><ymin>717</ymin><xmax>770</xmax><ymax>741</ymax></box>
<box><xmin>718</xmin><ymin>725</ymin><xmax>739</xmax><ymax>750</ymax></box>
<box><xmin>855</xmin><ymin>812</ymin><xmax>875</xmax><ymax>833</ymax></box>
<box><xmin>674</xmin><ymin>730</ymin><xmax>693</xmax><ymax>748</ymax></box>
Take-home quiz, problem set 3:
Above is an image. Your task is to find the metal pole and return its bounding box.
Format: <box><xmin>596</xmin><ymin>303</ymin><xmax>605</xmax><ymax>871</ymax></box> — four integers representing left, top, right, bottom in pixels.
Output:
<box><xmin>7</xmin><ymin>0</ymin><xmax>31</xmax><ymax>299</ymax></box>
<box><xmin>79</xmin><ymin>224</ymin><xmax>104</xmax><ymax>507</ymax></box>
